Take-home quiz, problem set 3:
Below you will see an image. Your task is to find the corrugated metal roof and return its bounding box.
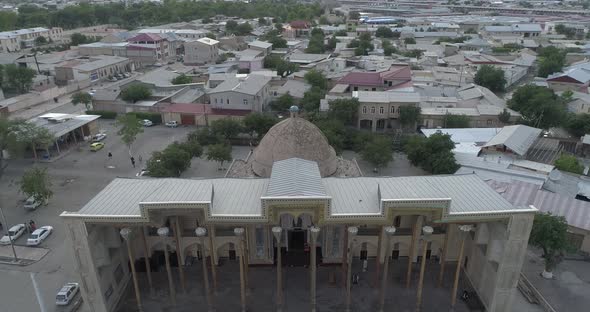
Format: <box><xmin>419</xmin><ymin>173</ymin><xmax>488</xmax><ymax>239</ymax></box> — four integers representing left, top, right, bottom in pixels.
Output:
<box><xmin>266</xmin><ymin>158</ymin><xmax>327</xmax><ymax>197</ymax></box>
<box><xmin>483</xmin><ymin>125</ymin><xmax>542</xmax><ymax>156</ymax></box>
<box><xmin>323</xmin><ymin>178</ymin><xmax>381</xmax><ymax>215</ymax></box>
<box><xmin>211</xmin><ymin>179</ymin><xmax>267</xmax><ymax>216</ymax></box>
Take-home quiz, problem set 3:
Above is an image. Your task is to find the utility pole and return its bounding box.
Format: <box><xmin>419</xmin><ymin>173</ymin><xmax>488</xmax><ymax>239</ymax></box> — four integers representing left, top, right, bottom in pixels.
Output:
<box><xmin>0</xmin><ymin>207</ymin><xmax>18</xmax><ymax>263</ymax></box>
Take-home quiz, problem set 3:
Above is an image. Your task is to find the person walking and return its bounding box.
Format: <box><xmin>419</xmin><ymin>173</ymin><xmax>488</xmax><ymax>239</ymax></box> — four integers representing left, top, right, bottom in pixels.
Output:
<box><xmin>108</xmin><ymin>151</ymin><xmax>113</xmax><ymax>160</ymax></box>
<box><xmin>138</xmin><ymin>155</ymin><xmax>143</xmax><ymax>164</ymax></box>
<box><xmin>130</xmin><ymin>156</ymin><xmax>136</xmax><ymax>168</ymax></box>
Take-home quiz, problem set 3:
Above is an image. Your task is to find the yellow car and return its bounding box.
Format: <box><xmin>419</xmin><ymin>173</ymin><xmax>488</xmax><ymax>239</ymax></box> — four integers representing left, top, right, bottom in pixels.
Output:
<box><xmin>90</xmin><ymin>142</ymin><xmax>105</xmax><ymax>152</ymax></box>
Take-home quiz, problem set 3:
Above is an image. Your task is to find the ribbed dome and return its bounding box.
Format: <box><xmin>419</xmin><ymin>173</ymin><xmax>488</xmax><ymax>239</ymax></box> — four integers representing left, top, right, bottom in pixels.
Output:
<box><xmin>251</xmin><ymin>117</ymin><xmax>338</xmax><ymax>177</ymax></box>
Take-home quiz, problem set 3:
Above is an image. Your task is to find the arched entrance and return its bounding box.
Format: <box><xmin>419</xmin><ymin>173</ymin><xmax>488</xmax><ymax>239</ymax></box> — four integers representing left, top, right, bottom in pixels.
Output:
<box><xmin>277</xmin><ymin>213</ymin><xmax>320</xmax><ymax>266</ymax></box>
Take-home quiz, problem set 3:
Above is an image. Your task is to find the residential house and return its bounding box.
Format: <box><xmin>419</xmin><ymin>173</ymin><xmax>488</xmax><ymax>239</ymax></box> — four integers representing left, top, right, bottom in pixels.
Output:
<box><xmin>184</xmin><ymin>37</ymin><xmax>219</xmax><ymax>65</ymax></box>
<box><xmin>337</xmin><ymin>65</ymin><xmax>413</xmax><ymax>93</ymax></box>
<box><xmin>208</xmin><ymin>74</ymin><xmax>272</xmax><ymax>112</ymax></box>
<box><xmin>0</xmin><ymin>27</ymin><xmax>63</xmax><ymax>52</ymax></box>
<box><xmin>284</xmin><ymin>20</ymin><xmax>311</xmax><ymax>38</ymax></box>
<box><xmin>547</xmin><ymin>61</ymin><xmax>590</xmax><ymax>93</ymax></box>
<box><xmin>248</xmin><ymin>40</ymin><xmax>273</xmax><ymax>56</ymax></box>
<box><xmin>354</xmin><ymin>91</ymin><xmax>421</xmax><ymax>131</ymax></box>
<box><xmin>126</xmin><ymin>33</ymin><xmax>174</xmax><ymax>64</ymax></box>
<box><xmin>54</xmin><ymin>55</ymin><xmax>132</xmax><ymax>84</ymax></box>
<box><xmin>237</xmin><ymin>49</ymin><xmax>265</xmax><ymax>72</ymax></box>
<box><xmin>482</xmin><ymin>24</ymin><xmax>542</xmax><ymax>38</ymax></box>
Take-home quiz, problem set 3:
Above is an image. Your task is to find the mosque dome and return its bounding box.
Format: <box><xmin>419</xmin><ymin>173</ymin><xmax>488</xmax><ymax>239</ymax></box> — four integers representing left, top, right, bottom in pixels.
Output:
<box><xmin>251</xmin><ymin>116</ymin><xmax>338</xmax><ymax>177</ymax></box>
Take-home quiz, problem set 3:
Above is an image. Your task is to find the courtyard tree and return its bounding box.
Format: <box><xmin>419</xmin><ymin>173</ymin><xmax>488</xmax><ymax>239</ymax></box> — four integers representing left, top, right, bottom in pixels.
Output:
<box><xmin>474</xmin><ymin>65</ymin><xmax>506</xmax><ymax>93</ymax></box>
<box><xmin>443</xmin><ymin>113</ymin><xmax>470</xmax><ymax>128</ymax></box>
<box><xmin>71</xmin><ymin>91</ymin><xmax>93</xmax><ymax>110</ymax></box>
<box><xmin>498</xmin><ymin>108</ymin><xmax>512</xmax><ymax>124</ymax></box>
<box><xmin>314</xmin><ymin>118</ymin><xmax>346</xmax><ymax>154</ymax></box>
<box><xmin>4</xmin><ymin>64</ymin><xmax>36</xmax><ymax>94</ymax></box>
<box><xmin>271</xmin><ymin>93</ymin><xmax>295</xmax><ymax>112</ymax></box>
<box><xmin>375</xmin><ymin>26</ymin><xmax>395</xmax><ymax>38</ymax></box>
<box><xmin>206</xmin><ymin>143</ymin><xmax>233</xmax><ymax>170</ymax></box>
<box><xmin>35</xmin><ymin>36</ymin><xmax>47</xmax><ymax>45</ymax></box>
<box><xmin>301</xmin><ymin>86</ymin><xmax>325</xmax><ymax>112</ymax></box>
<box><xmin>211</xmin><ymin>118</ymin><xmax>243</xmax><ymax>141</ymax></box>
<box><xmin>405</xmin><ymin>133</ymin><xmax>459</xmax><ymax>174</ymax></box>
<box><xmin>4</xmin><ymin>121</ymin><xmax>55</xmax><ymax>160</ymax></box>
<box><xmin>328</xmin><ymin>98</ymin><xmax>359</xmax><ymax>126</ymax></box>
<box><xmin>243</xmin><ymin>112</ymin><xmax>278</xmax><ymax>140</ymax></box>
<box><xmin>178</xmin><ymin>140</ymin><xmax>203</xmax><ymax>158</ymax></box>
<box><xmin>508</xmin><ymin>85</ymin><xmax>567</xmax><ymax>129</ymax></box>
<box><xmin>554</xmin><ymin>154</ymin><xmax>584</xmax><ymax>174</ymax></box>
<box><xmin>398</xmin><ymin>106</ymin><xmax>421</xmax><ymax>131</ymax></box>
<box><xmin>19</xmin><ymin>167</ymin><xmax>53</xmax><ymax>204</ymax></box>
<box><xmin>361</xmin><ymin>135</ymin><xmax>393</xmax><ymax>172</ymax></box>
<box><xmin>565</xmin><ymin>113</ymin><xmax>590</xmax><ymax>137</ymax></box>
<box><xmin>404</xmin><ymin>37</ymin><xmax>416</xmax><ymax>45</ymax></box>
<box><xmin>529</xmin><ymin>212</ymin><xmax>570</xmax><ymax>279</ymax></box>
<box><xmin>304</xmin><ymin>69</ymin><xmax>328</xmax><ymax>91</ymax></box>
<box><xmin>146</xmin><ymin>143</ymin><xmax>192</xmax><ymax>177</ymax></box>
<box><xmin>171</xmin><ymin>74</ymin><xmax>192</xmax><ymax>85</ymax></box>
<box><xmin>537</xmin><ymin>46</ymin><xmax>566</xmax><ymax>78</ymax></box>
<box><xmin>305</xmin><ymin>28</ymin><xmax>326</xmax><ymax>54</ymax></box>
<box><xmin>116</xmin><ymin>114</ymin><xmax>144</xmax><ymax>156</ymax></box>
<box><xmin>121</xmin><ymin>85</ymin><xmax>152</xmax><ymax>103</ymax></box>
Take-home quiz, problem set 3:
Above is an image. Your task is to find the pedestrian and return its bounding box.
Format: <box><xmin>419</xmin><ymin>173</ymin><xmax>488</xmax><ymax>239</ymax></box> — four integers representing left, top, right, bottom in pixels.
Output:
<box><xmin>108</xmin><ymin>151</ymin><xmax>112</xmax><ymax>160</ymax></box>
<box><xmin>130</xmin><ymin>156</ymin><xmax>136</xmax><ymax>168</ymax></box>
<box><xmin>138</xmin><ymin>155</ymin><xmax>143</xmax><ymax>164</ymax></box>
<box><xmin>24</xmin><ymin>222</ymin><xmax>29</xmax><ymax>234</ymax></box>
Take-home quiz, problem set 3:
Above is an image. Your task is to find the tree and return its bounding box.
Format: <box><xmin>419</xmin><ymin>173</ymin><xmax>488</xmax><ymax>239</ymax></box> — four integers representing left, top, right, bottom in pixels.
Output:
<box><xmin>71</xmin><ymin>92</ymin><xmax>93</xmax><ymax>110</ymax></box>
<box><xmin>210</xmin><ymin>118</ymin><xmax>243</xmax><ymax>140</ymax></box>
<box><xmin>327</xmin><ymin>98</ymin><xmax>359</xmax><ymax>125</ymax></box>
<box><xmin>146</xmin><ymin>143</ymin><xmax>192</xmax><ymax>177</ymax></box>
<box><xmin>70</xmin><ymin>33</ymin><xmax>89</xmax><ymax>46</ymax></box>
<box><xmin>554</xmin><ymin>154</ymin><xmax>584</xmax><ymax>174</ymax></box>
<box><xmin>306</xmin><ymin>28</ymin><xmax>326</xmax><ymax>53</ymax></box>
<box><xmin>121</xmin><ymin>85</ymin><xmax>152</xmax><ymax>103</ymax></box>
<box><xmin>376</xmin><ymin>26</ymin><xmax>395</xmax><ymax>38</ymax></box>
<box><xmin>314</xmin><ymin>118</ymin><xmax>346</xmax><ymax>154</ymax></box>
<box><xmin>399</xmin><ymin>106</ymin><xmax>421</xmax><ymax>130</ymax></box>
<box><xmin>537</xmin><ymin>46</ymin><xmax>566</xmax><ymax>78</ymax></box>
<box><xmin>405</xmin><ymin>133</ymin><xmax>459</xmax><ymax>174</ymax></box>
<box><xmin>304</xmin><ymin>69</ymin><xmax>328</xmax><ymax>90</ymax></box>
<box><xmin>236</xmin><ymin>22</ymin><xmax>253</xmax><ymax>35</ymax></box>
<box><xmin>361</xmin><ymin>135</ymin><xmax>393</xmax><ymax>172</ymax></box>
<box><xmin>188</xmin><ymin>128</ymin><xmax>221</xmax><ymax>146</ymax></box>
<box><xmin>529</xmin><ymin>213</ymin><xmax>570</xmax><ymax>278</ymax></box>
<box><xmin>206</xmin><ymin>143</ymin><xmax>233</xmax><ymax>169</ymax></box>
<box><xmin>205</xmin><ymin>32</ymin><xmax>216</xmax><ymax>40</ymax></box>
<box><xmin>171</xmin><ymin>74</ymin><xmax>192</xmax><ymax>85</ymax></box>
<box><xmin>443</xmin><ymin>113</ymin><xmax>471</xmax><ymax>128</ymax></box>
<box><xmin>474</xmin><ymin>65</ymin><xmax>506</xmax><ymax>93</ymax></box>
<box><xmin>498</xmin><ymin>108</ymin><xmax>511</xmax><ymax>124</ymax></box>
<box><xmin>35</xmin><ymin>36</ymin><xmax>47</xmax><ymax>45</ymax></box>
<box><xmin>243</xmin><ymin>112</ymin><xmax>278</xmax><ymax>139</ymax></box>
<box><xmin>402</xmin><ymin>49</ymin><xmax>423</xmax><ymax>58</ymax></box>
<box><xmin>3</xmin><ymin>121</ymin><xmax>54</xmax><ymax>160</ymax></box>
<box><xmin>349</xmin><ymin>11</ymin><xmax>360</xmax><ymax>20</ymax></box>
<box><xmin>116</xmin><ymin>114</ymin><xmax>144</xmax><ymax>156</ymax></box>
<box><xmin>272</xmin><ymin>93</ymin><xmax>295</xmax><ymax>112</ymax></box>
<box><xmin>404</xmin><ymin>37</ymin><xmax>416</xmax><ymax>45</ymax></box>
<box><xmin>19</xmin><ymin>167</ymin><xmax>52</xmax><ymax>204</ymax></box>
<box><xmin>319</xmin><ymin>16</ymin><xmax>330</xmax><ymax>25</ymax></box>
<box><xmin>258</xmin><ymin>17</ymin><xmax>268</xmax><ymax>26</ymax></box>
<box><xmin>565</xmin><ymin>113</ymin><xmax>590</xmax><ymax>137</ymax></box>
<box><xmin>178</xmin><ymin>140</ymin><xmax>203</xmax><ymax>158</ymax></box>
<box><xmin>4</xmin><ymin>64</ymin><xmax>36</xmax><ymax>94</ymax></box>
<box><xmin>302</xmin><ymin>86</ymin><xmax>325</xmax><ymax>112</ymax></box>
<box><xmin>382</xmin><ymin>39</ymin><xmax>398</xmax><ymax>56</ymax></box>
<box><xmin>326</xmin><ymin>36</ymin><xmax>338</xmax><ymax>51</ymax></box>
<box><xmin>508</xmin><ymin>85</ymin><xmax>567</xmax><ymax>129</ymax></box>
<box><xmin>334</xmin><ymin>30</ymin><xmax>348</xmax><ymax>36</ymax></box>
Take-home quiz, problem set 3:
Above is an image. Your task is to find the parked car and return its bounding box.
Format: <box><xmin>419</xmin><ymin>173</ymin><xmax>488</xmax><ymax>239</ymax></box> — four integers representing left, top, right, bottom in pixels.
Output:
<box><xmin>165</xmin><ymin>121</ymin><xmax>178</xmax><ymax>128</ymax></box>
<box><xmin>0</xmin><ymin>224</ymin><xmax>26</xmax><ymax>245</ymax></box>
<box><xmin>142</xmin><ymin>119</ymin><xmax>153</xmax><ymax>127</ymax></box>
<box><xmin>27</xmin><ymin>226</ymin><xmax>53</xmax><ymax>246</ymax></box>
<box><xmin>92</xmin><ymin>133</ymin><xmax>107</xmax><ymax>142</ymax></box>
<box><xmin>90</xmin><ymin>142</ymin><xmax>105</xmax><ymax>151</ymax></box>
<box><xmin>56</xmin><ymin>283</ymin><xmax>80</xmax><ymax>306</ymax></box>
<box><xmin>123</xmin><ymin>72</ymin><xmax>131</xmax><ymax>78</ymax></box>
<box><xmin>24</xmin><ymin>196</ymin><xmax>44</xmax><ymax>210</ymax></box>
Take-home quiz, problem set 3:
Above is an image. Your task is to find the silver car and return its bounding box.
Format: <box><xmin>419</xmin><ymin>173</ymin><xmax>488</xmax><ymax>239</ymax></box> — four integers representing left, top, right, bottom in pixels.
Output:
<box><xmin>0</xmin><ymin>224</ymin><xmax>26</xmax><ymax>245</ymax></box>
<box><xmin>27</xmin><ymin>226</ymin><xmax>53</xmax><ymax>246</ymax></box>
<box><xmin>56</xmin><ymin>282</ymin><xmax>79</xmax><ymax>306</ymax></box>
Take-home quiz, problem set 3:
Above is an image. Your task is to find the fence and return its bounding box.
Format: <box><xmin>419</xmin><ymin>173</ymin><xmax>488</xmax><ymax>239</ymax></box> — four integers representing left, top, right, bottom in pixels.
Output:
<box><xmin>1</xmin><ymin>78</ymin><xmax>91</xmax><ymax>113</ymax></box>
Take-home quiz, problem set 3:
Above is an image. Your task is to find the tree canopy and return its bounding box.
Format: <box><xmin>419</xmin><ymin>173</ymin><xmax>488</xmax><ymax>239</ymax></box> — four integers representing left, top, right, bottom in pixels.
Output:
<box><xmin>243</xmin><ymin>112</ymin><xmax>278</xmax><ymax>139</ymax></box>
<box><xmin>327</xmin><ymin>98</ymin><xmax>359</xmax><ymax>126</ymax></box>
<box><xmin>537</xmin><ymin>46</ymin><xmax>566</xmax><ymax>78</ymax></box>
<box><xmin>3</xmin><ymin>64</ymin><xmax>36</xmax><ymax>94</ymax></box>
<box><xmin>399</xmin><ymin>106</ymin><xmax>421</xmax><ymax>130</ymax></box>
<box><xmin>498</xmin><ymin>109</ymin><xmax>512</xmax><ymax>124</ymax></box>
<box><xmin>305</xmin><ymin>28</ymin><xmax>326</xmax><ymax>54</ymax></box>
<box><xmin>272</xmin><ymin>93</ymin><xmax>296</xmax><ymax>112</ymax></box>
<box><xmin>210</xmin><ymin>118</ymin><xmax>243</xmax><ymax>140</ymax></box>
<box><xmin>116</xmin><ymin>114</ymin><xmax>143</xmax><ymax>156</ymax></box>
<box><xmin>146</xmin><ymin>142</ymin><xmax>193</xmax><ymax>177</ymax></box>
<box><xmin>19</xmin><ymin>167</ymin><xmax>53</xmax><ymax>204</ymax></box>
<box><xmin>206</xmin><ymin>143</ymin><xmax>233</xmax><ymax>169</ymax></box>
<box><xmin>554</xmin><ymin>154</ymin><xmax>584</xmax><ymax>174</ymax></box>
<box><xmin>121</xmin><ymin>85</ymin><xmax>152</xmax><ymax>103</ymax></box>
<box><xmin>508</xmin><ymin>85</ymin><xmax>567</xmax><ymax>129</ymax></box>
<box><xmin>361</xmin><ymin>135</ymin><xmax>394</xmax><ymax>171</ymax></box>
<box><xmin>71</xmin><ymin>92</ymin><xmax>93</xmax><ymax>110</ymax></box>
<box><xmin>405</xmin><ymin>133</ymin><xmax>459</xmax><ymax>174</ymax></box>
<box><xmin>304</xmin><ymin>69</ymin><xmax>328</xmax><ymax>90</ymax></box>
<box><xmin>474</xmin><ymin>65</ymin><xmax>506</xmax><ymax>93</ymax></box>
<box><xmin>375</xmin><ymin>27</ymin><xmax>397</xmax><ymax>38</ymax></box>
<box><xmin>565</xmin><ymin>113</ymin><xmax>590</xmax><ymax>137</ymax></box>
<box><xmin>443</xmin><ymin>113</ymin><xmax>471</xmax><ymax>128</ymax></box>
<box><xmin>529</xmin><ymin>212</ymin><xmax>570</xmax><ymax>272</ymax></box>
<box><xmin>171</xmin><ymin>74</ymin><xmax>192</xmax><ymax>85</ymax></box>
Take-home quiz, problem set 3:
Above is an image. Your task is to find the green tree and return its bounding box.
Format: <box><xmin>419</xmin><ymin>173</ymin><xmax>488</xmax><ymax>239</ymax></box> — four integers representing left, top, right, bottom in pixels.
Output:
<box><xmin>306</xmin><ymin>28</ymin><xmax>326</xmax><ymax>53</ymax></box>
<box><xmin>402</xmin><ymin>49</ymin><xmax>423</xmax><ymax>58</ymax></box>
<box><xmin>19</xmin><ymin>167</ymin><xmax>53</xmax><ymax>204</ymax></box>
<box><xmin>206</xmin><ymin>143</ymin><xmax>233</xmax><ymax>169</ymax></box>
<box><xmin>178</xmin><ymin>140</ymin><xmax>203</xmax><ymax>158</ymax></box>
<box><xmin>205</xmin><ymin>33</ymin><xmax>216</xmax><ymax>39</ymax></box>
<box><xmin>382</xmin><ymin>39</ymin><xmax>398</xmax><ymax>56</ymax></box>
<box><xmin>529</xmin><ymin>213</ymin><xmax>571</xmax><ymax>277</ymax></box>
<box><xmin>258</xmin><ymin>17</ymin><xmax>268</xmax><ymax>26</ymax></box>
<box><xmin>554</xmin><ymin>154</ymin><xmax>584</xmax><ymax>174</ymax></box>
<box><xmin>376</xmin><ymin>27</ymin><xmax>395</xmax><ymax>38</ymax></box>
<box><xmin>508</xmin><ymin>85</ymin><xmax>567</xmax><ymax>129</ymax></box>
<box><xmin>304</xmin><ymin>69</ymin><xmax>328</xmax><ymax>90</ymax></box>
<box><xmin>210</xmin><ymin>118</ymin><xmax>243</xmax><ymax>140</ymax></box>
<box><xmin>361</xmin><ymin>135</ymin><xmax>394</xmax><ymax>172</ymax></box>
<box><xmin>326</xmin><ymin>36</ymin><xmax>338</xmax><ymax>50</ymax></box>
<box><xmin>349</xmin><ymin>11</ymin><xmax>360</xmax><ymax>20</ymax></box>
<box><xmin>171</xmin><ymin>74</ymin><xmax>192</xmax><ymax>85</ymax></box>
<box><xmin>335</xmin><ymin>29</ymin><xmax>348</xmax><ymax>36</ymax></box>
<box><xmin>71</xmin><ymin>91</ymin><xmax>93</xmax><ymax>110</ymax></box>
<box><xmin>237</xmin><ymin>22</ymin><xmax>253</xmax><ymax>35</ymax></box>
<box><xmin>3</xmin><ymin>121</ymin><xmax>54</xmax><ymax>160</ymax></box>
<box><xmin>301</xmin><ymin>86</ymin><xmax>324</xmax><ymax>112</ymax></box>
<box><xmin>474</xmin><ymin>65</ymin><xmax>506</xmax><ymax>93</ymax></box>
<box><xmin>4</xmin><ymin>64</ymin><xmax>36</xmax><ymax>94</ymax></box>
<box><xmin>70</xmin><ymin>33</ymin><xmax>89</xmax><ymax>46</ymax></box>
<box><xmin>243</xmin><ymin>112</ymin><xmax>278</xmax><ymax>139</ymax></box>
<box><xmin>405</xmin><ymin>133</ymin><xmax>459</xmax><ymax>174</ymax></box>
<box><xmin>565</xmin><ymin>113</ymin><xmax>590</xmax><ymax>137</ymax></box>
<box><xmin>272</xmin><ymin>93</ymin><xmax>296</xmax><ymax>111</ymax></box>
<box><xmin>327</xmin><ymin>98</ymin><xmax>359</xmax><ymax>125</ymax></box>
<box><xmin>537</xmin><ymin>46</ymin><xmax>566</xmax><ymax>78</ymax></box>
<box><xmin>35</xmin><ymin>36</ymin><xmax>47</xmax><ymax>45</ymax></box>
<box><xmin>443</xmin><ymin>113</ymin><xmax>471</xmax><ymax>128</ymax></box>
<box><xmin>121</xmin><ymin>85</ymin><xmax>152</xmax><ymax>103</ymax></box>
<box><xmin>116</xmin><ymin>114</ymin><xmax>144</xmax><ymax>156</ymax></box>
<box><xmin>404</xmin><ymin>37</ymin><xmax>416</xmax><ymax>45</ymax></box>
<box><xmin>314</xmin><ymin>118</ymin><xmax>346</xmax><ymax>154</ymax></box>
<box><xmin>146</xmin><ymin>143</ymin><xmax>192</xmax><ymax>177</ymax></box>
<box><xmin>319</xmin><ymin>16</ymin><xmax>330</xmax><ymax>25</ymax></box>
<box><xmin>188</xmin><ymin>128</ymin><xmax>221</xmax><ymax>146</ymax></box>
<box><xmin>399</xmin><ymin>106</ymin><xmax>421</xmax><ymax>130</ymax></box>
<box><xmin>498</xmin><ymin>108</ymin><xmax>512</xmax><ymax>124</ymax></box>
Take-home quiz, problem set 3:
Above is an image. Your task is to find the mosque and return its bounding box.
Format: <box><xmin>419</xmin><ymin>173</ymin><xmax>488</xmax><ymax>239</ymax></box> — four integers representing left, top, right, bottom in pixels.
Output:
<box><xmin>61</xmin><ymin>107</ymin><xmax>536</xmax><ymax>312</ymax></box>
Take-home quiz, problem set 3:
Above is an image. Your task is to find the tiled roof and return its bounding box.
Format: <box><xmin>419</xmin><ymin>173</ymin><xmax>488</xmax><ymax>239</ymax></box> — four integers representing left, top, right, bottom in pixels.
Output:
<box><xmin>339</xmin><ymin>65</ymin><xmax>411</xmax><ymax>86</ymax></box>
<box><xmin>128</xmin><ymin>33</ymin><xmax>163</xmax><ymax>42</ymax></box>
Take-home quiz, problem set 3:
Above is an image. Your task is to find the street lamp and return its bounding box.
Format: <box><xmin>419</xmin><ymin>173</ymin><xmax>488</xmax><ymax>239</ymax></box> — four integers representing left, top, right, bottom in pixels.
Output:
<box><xmin>120</xmin><ymin>228</ymin><xmax>142</xmax><ymax>312</ymax></box>
<box><xmin>0</xmin><ymin>207</ymin><xmax>18</xmax><ymax>263</ymax></box>
<box><xmin>451</xmin><ymin>224</ymin><xmax>473</xmax><ymax>308</ymax></box>
<box><xmin>345</xmin><ymin>226</ymin><xmax>358</xmax><ymax>312</ymax></box>
<box><xmin>271</xmin><ymin>226</ymin><xmax>283</xmax><ymax>312</ymax></box>
<box><xmin>310</xmin><ymin>226</ymin><xmax>320</xmax><ymax>312</ymax></box>
<box><xmin>415</xmin><ymin>226</ymin><xmax>434</xmax><ymax>312</ymax></box>
<box><xmin>195</xmin><ymin>227</ymin><xmax>214</xmax><ymax>312</ymax></box>
<box><xmin>234</xmin><ymin>227</ymin><xmax>247</xmax><ymax>312</ymax></box>
<box><xmin>379</xmin><ymin>226</ymin><xmax>396</xmax><ymax>312</ymax></box>
<box><xmin>157</xmin><ymin>226</ymin><xmax>176</xmax><ymax>305</ymax></box>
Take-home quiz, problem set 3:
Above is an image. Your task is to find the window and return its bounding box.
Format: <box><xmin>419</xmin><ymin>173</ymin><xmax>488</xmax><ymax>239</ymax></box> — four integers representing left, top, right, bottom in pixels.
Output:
<box><xmin>243</xmin><ymin>99</ymin><xmax>248</xmax><ymax>105</ymax></box>
<box><xmin>227</xmin><ymin>99</ymin><xmax>229</xmax><ymax>104</ymax></box>
<box><xmin>255</xmin><ymin>226</ymin><xmax>265</xmax><ymax>259</ymax></box>
<box><xmin>362</xmin><ymin>106</ymin><xmax>367</xmax><ymax>114</ymax></box>
<box><xmin>379</xmin><ymin>107</ymin><xmax>384</xmax><ymax>114</ymax></box>
<box><xmin>384</xmin><ymin>80</ymin><xmax>388</xmax><ymax>85</ymax></box>
<box><xmin>353</xmin><ymin>86</ymin><xmax>358</xmax><ymax>91</ymax></box>
<box><xmin>370</xmin><ymin>107</ymin><xmax>376</xmax><ymax>114</ymax></box>
<box><xmin>372</xmin><ymin>88</ymin><xmax>377</xmax><ymax>91</ymax></box>
<box><xmin>214</xmin><ymin>98</ymin><xmax>217</xmax><ymax>104</ymax></box>
<box><xmin>390</xmin><ymin>106</ymin><xmax>395</xmax><ymax>113</ymax></box>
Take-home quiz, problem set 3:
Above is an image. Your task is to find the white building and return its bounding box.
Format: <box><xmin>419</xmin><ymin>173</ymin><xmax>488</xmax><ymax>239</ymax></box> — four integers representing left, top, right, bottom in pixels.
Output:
<box><xmin>184</xmin><ymin>37</ymin><xmax>219</xmax><ymax>65</ymax></box>
<box><xmin>0</xmin><ymin>27</ymin><xmax>63</xmax><ymax>52</ymax></box>
<box><xmin>208</xmin><ymin>74</ymin><xmax>272</xmax><ymax>112</ymax></box>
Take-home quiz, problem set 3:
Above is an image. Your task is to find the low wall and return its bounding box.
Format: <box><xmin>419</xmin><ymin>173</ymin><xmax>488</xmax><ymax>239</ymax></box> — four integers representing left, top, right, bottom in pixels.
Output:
<box><xmin>1</xmin><ymin>78</ymin><xmax>91</xmax><ymax>113</ymax></box>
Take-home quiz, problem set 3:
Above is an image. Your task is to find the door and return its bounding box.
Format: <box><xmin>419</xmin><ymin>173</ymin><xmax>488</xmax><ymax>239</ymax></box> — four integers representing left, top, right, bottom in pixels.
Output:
<box><xmin>180</xmin><ymin>114</ymin><xmax>195</xmax><ymax>125</ymax></box>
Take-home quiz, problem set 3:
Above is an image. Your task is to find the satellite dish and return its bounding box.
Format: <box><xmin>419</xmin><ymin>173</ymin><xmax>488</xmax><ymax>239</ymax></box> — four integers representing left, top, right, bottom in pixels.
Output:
<box><xmin>548</xmin><ymin>170</ymin><xmax>562</xmax><ymax>182</ymax></box>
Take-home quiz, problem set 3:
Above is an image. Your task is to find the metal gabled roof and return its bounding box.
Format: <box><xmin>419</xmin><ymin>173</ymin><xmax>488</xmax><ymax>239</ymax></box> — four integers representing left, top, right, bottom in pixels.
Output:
<box><xmin>265</xmin><ymin>158</ymin><xmax>327</xmax><ymax>198</ymax></box>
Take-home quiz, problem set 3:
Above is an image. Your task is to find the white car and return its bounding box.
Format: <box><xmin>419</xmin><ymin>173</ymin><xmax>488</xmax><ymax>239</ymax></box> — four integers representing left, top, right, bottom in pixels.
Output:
<box><xmin>92</xmin><ymin>133</ymin><xmax>107</xmax><ymax>142</ymax></box>
<box><xmin>27</xmin><ymin>226</ymin><xmax>53</xmax><ymax>246</ymax></box>
<box><xmin>165</xmin><ymin>121</ymin><xmax>178</xmax><ymax>128</ymax></box>
<box><xmin>56</xmin><ymin>282</ymin><xmax>79</xmax><ymax>306</ymax></box>
<box><xmin>142</xmin><ymin>119</ymin><xmax>153</xmax><ymax>127</ymax></box>
<box><xmin>0</xmin><ymin>224</ymin><xmax>26</xmax><ymax>245</ymax></box>
<box><xmin>24</xmin><ymin>196</ymin><xmax>43</xmax><ymax>210</ymax></box>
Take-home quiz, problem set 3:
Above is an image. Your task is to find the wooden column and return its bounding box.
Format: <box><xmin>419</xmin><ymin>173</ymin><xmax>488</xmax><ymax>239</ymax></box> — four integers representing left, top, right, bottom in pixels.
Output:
<box><xmin>406</xmin><ymin>217</ymin><xmax>418</xmax><ymax>288</ymax></box>
<box><xmin>140</xmin><ymin>226</ymin><xmax>153</xmax><ymax>295</ymax></box>
<box><xmin>173</xmin><ymin>217</ymin><xmax>186</xmax><ymax>293</ymax></box>
<box><xmin>438</xmin><ymin>224</ymin><xmax>451</xmax><ymax>288</ymax></box>
<box><xmin>238</xmin><ymin>237</ymin><xmax>247</xmax><ymax>312</ymax></box>
<box><xmin>373</xmin><ymin>226</ymin><xmax>383</xmax><ymax>288</ymax></box>
<box><xmin>415</xmin><ymin>240</ymin><xmax>429</xmax><ymax>312</ymax></box>
<box><xmin>451</xmin><ymin>228</ymin><xmax>469</xmax><ymax>308</ymax></box>
<box><xmin>341</xmin><ymin>226</ymin><xmax>349</xmax><ymax>288</ymax></box>
<box><xmin>163</xmin><ymin>243</ymin><xmax>176</xmax><ymax>305</ymax></box>
<box><xmin>208</xmin><ymin>224</ymin><xmax>218</xmax><ymax>290</ymax></box>
<box><xmin>125</xmin><ymin>237</ymin><xmax>142</xmax><ymax>311</ymax></box>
